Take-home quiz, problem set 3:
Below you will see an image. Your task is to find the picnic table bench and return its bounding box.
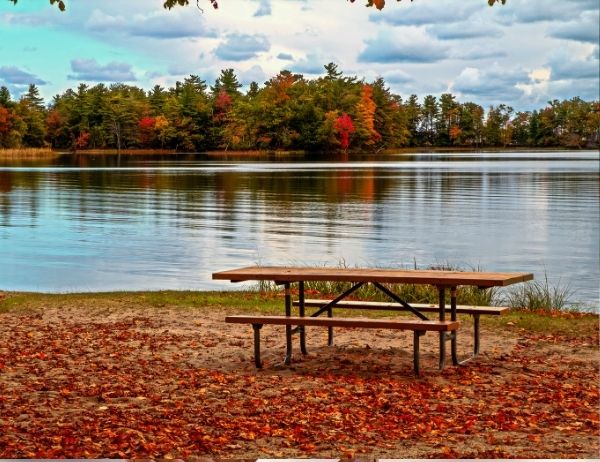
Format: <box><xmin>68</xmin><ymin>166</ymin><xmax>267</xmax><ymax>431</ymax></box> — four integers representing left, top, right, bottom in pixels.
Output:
<box><xmin>226</xmin><ymin>315</ymin><xmax>459</xmax><ymax>375</ymax></box>
<box><xmin>293</xmin><ymin>299</ymin><xmax>509</xmax><ymax>356</ymax></box>
<box><xmin>213</xmin><ymin>266</ymin><xmax>532</xmax><ymax>375</ymax></box>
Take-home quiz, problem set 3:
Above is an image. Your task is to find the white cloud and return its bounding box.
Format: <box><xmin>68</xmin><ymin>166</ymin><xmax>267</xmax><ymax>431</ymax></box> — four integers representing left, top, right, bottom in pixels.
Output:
<box><xmin>214</xmin><ymin>33</ymin><xmax>270</xmax><ymax>61</ymax></box>
<box><xmin>452</xmin><ymin>65</ymin><xmax>529</xmax><ymax>104</ymax></box>
<box><xmin>428</xmin><ymin>22</ymin><xmax>503</xmax><ymax>40</ymax></box>
<box><xmin>276</xmin><ymin>52</ymin><xmax>294</xmax><ymax>61</ymax></box>
<box><xmin>382</xmin><ymin>70</ymin><xmax>413</xmax><ymax>84</ymax></box>
<box><xmin>358</xmin><ymin>28</ymin><xmax>449</xmax><ymax>63</ymax></box>
<box><xmin>86</xmin><ymin>9</ymin><xmax>217</xmax><ymax>39</ymax></box>
<box><xmin>496</xmin><ymin>0</ymin><xmax>598</xmax><ymax>24</ymax></box>
<box><xmin>549</xmin><ymin>10</ymin><xmax>600</xmax><ymax>44</ymax></box>
<box><xmin>253</xmin><ymin>0</ymin><xmax>272</xmax><ymax>17</ymax></box>
<box><xmin>0</xmin><ymin>66</ymin><xmax>47</xmax><ymax>85</ymax></box>
<box><xmin>68</xmin><ymin>58</ymin><xmax>137</xmax><ymax>82</ymax></box>
<box><xmin>450</xmin><ymin>47</ymin><xmax>508</xmax><ymax>60</ymax></box>
<box><xmin>2</xmin><ymin>0</ymin><xmax>597</xmax><ymax>111</ymax></box>
<box><xmin>369</xmin><ymin>1</ymin><xmax>479</xmax><ymax>26</ymax></box>
<box><xmin>548</xmin><ymin>48</ymin><xmax>600</xmax><ymax>81</ymax></box>
<box><xmin>238</xmin><ymin>64</ymin><xmax>267</xmax><ymax>85</ymax></box>
<box><xmin>290</xmin><ymin>52</ymin><xmax>328</xmax><ymax>75</ymax></box>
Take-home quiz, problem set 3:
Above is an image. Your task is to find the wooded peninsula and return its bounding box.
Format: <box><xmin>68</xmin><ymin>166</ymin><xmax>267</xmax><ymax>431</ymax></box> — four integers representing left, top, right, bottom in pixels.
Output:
<box><xmin>1</xmin><ymin>64</ymin><xmax>598</xmax><ymax>153</ymax></box>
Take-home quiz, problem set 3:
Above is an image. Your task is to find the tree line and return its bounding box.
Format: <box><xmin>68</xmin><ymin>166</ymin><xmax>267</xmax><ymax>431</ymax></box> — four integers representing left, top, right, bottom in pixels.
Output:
<box><xmin>1</xmin><ymin>64</ymin><xmax>598</xmax><ymax>153</ymax></box>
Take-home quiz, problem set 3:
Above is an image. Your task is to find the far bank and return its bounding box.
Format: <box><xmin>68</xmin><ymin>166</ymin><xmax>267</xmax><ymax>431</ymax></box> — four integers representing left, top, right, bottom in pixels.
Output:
<box><xmin>0</xmin><ymin>145</ymin><xmax>595</xmax><ymax>161</ymax></box>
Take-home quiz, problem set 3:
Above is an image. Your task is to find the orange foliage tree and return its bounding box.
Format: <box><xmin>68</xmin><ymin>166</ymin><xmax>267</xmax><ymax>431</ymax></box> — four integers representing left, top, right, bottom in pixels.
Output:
<box><xmin>355</xmin><ymin>84</ymin><xmax>381</xmax><ymax>146</ymax></box>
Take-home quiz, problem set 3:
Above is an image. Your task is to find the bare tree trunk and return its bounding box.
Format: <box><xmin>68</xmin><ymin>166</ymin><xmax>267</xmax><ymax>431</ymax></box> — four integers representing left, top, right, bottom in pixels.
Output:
<box><xmin>113</xmin><ymin>121</ymin><xmax>122</xmax><ymax>155</ymax></box>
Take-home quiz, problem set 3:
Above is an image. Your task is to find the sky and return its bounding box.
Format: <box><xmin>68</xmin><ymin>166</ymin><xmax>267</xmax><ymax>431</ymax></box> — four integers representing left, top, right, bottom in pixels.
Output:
<box><xmin>0</xmin><ymin>0</ymin><xmax>598</xmax><ymax>111</ymax></box>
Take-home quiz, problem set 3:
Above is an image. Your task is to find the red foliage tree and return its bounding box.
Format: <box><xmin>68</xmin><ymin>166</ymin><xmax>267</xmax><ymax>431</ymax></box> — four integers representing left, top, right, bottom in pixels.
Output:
<box><xmin>138</xmin><ymin>117</ymin><xmax>157</xmax><ymax>147</ymax></box>
<box><xmin>75</xmin><ymin>131</ymin><xmax>90</xmax><ymax>149</ymax></box>
<box><xmin>139</xmin><ymin>117</ymin><xmax>156</xmax><ymax>130</ymax></box>
<box><xmin>0</xmin><ymin>106</ymin><xmax>16</xmax><ymax>147</ymax></box>
<box><xmin>334</xmin><ymin>113</ymin><xmax>355</xmax><ymax>150</ymax></box>
<box><xmin>213</xmin><ymin>89</ymin><xmax>233</xmax><ymax>123</ymax></box>
<box><xmin>0</xmin><ymin>106</ymin><xmax>12</xmax><ymax>135</ymax></box>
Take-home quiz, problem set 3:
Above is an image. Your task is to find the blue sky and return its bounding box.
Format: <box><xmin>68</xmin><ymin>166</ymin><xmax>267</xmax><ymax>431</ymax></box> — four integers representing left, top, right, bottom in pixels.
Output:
<box><xmin>0</xmin><ymin>0</ymin><xmax>598</xmax><ymax>111</ymax></box>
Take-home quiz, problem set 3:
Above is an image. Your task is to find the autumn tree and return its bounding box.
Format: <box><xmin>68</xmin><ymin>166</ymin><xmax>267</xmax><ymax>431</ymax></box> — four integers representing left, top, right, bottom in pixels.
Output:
<box><xmin>420</xmin><ymin>95</ymin><xmax>438</xmax><ymax>145</ymax></box>
<box><xmin>334</xmin><ymin>113</ymin><xmax>355</xmax><ymax>150</ymax></box>
<box><xmin>511</xmin><ymin>111</ymin><xmax>531</xmax><ymax>146</ymax></box>
<box><xmin>102</xmin><ymin>85</ymin><xmax>144</xmax><ymax>153</ymax></box>
<box><xmin>16</xmin><ymin>84</ymin><xmax>46</xmax><ymax>147</ymax></box>
<box><xmin>485</xmin><ymin>104</ymin><xmax>513</xmax><ymax>146</ymax></box>
<box><xmin>172</xmin><ymin>75</ymin><xmax>212</xmax><ymax>150</ymax></box>
<box><xmin>403</xmin><ymin>94</ymin><xmax>421</xmax><ymax>146</ymax></box>
<box><xmin>0</xmin><ymin>106</ymin><xmax>25</xmax><ymax>148</ymax></box>
<box><xmin>437</xmin><ymin>93</ymin><xmax>460</xmax><ymax>145</ymax></box>
<box><xmin>148</xmin><ymin>85</ymin><xmax>167</xmax><ymax>114</ymax></box>
<box><xmin>458</xmin><ymin>102</ymin><xmax>484</xmax><ymax>147</ymax></box>
<box><xmin>2</xmin><ymin>63</ymin><xmax>597</xmax><ymax>153</ymax></box>
<box><xmin>368</xmin><ymin>78</ymin><xmax>410</xmax><ymax>148</ymax></box>
<box><xmin>0</xmin><ymin>86</ymin><xmax>13</xmax><ymax>108</ymax></box>
<box><xmin>249</xmin><ymin>71</ymin><xmax>303</xmax><ymax>148</ymax></box>
<box><xmin>353</xmin><ymin>84</ymin><xmax>381</xmax><ymax>147</ymax></box>
<box><xmin>0</xmin><ymin>87</ymin><xmax>25</xmax><ymax>148</ymax></box>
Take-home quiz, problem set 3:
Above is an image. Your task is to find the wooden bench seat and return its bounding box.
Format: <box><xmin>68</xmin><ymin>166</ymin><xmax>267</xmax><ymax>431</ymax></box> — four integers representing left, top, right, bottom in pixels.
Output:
<box><xmin>296</xmin><ymin>299</ymin><xmax>508</xmax><ymax>316</ymax></box>
<box><xmin>294</xmin><ymin>299</ymin><xmax>508</xmax><ymax>356</ymax></box>
<box><xmin>225</xmin><ymin>315</ymin><xmax>459</xmax><ymax>375</ymax></box>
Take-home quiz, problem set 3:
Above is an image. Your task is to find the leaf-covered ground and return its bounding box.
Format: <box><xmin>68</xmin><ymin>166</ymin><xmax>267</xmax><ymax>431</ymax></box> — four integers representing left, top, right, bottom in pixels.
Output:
<box><xmin>0</xmin><ymin>294</ymin><xmax>598</xmax><ymax>458</ymax></box>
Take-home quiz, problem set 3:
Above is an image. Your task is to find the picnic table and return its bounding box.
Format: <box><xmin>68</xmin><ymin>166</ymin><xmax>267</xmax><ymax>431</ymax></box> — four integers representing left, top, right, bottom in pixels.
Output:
<box><xmin>212</xmin><ymin>266</ymin><xmax>533</xmax><ymax>375</ymax></box>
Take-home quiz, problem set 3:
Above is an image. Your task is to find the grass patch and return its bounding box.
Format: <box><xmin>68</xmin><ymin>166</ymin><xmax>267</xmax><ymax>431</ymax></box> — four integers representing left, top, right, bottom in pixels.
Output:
<box><xmin>0</xmin><ymin>147</ymin><xmax>56</xmax><ymax>159</ymax></box>
<box><xmin>255</xmin><ymin>261</ymin><xmax>499</xmax><ymax>306</ymax></box>
<box><xmin>0</xmin><ymin>290</ymin><xmax>284</xmax><ymax>314</ymax></box>
<box><xmin>1</xmin><ymin>290</ymin><xmax>597</xmax><ymax>341</ymax></box>
<box><xmin>501</xmin><ymin>274</ymin><xmax>573</xmax><ymax>311</ymax></box>
<box><xmin>485</xmin><ymin>308</ymin><xmax>598</xmax><ymax>339</ymax></box>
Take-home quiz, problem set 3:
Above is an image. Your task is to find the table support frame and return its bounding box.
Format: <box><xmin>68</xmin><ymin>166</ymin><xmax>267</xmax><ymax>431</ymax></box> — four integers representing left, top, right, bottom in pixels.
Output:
<box><xmin>288</xmin><ymin>280</ymin><xmax>461</xmax><ymax>370</ymax></box>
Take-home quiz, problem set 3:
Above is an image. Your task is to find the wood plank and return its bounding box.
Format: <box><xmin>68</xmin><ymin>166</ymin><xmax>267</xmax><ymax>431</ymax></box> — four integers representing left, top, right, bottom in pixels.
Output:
<box><xmin>295</xmin><ymin>299</ymin><xmax>509</xmax><ymax>315</ymax></box>
<box><xmin>225</xmin><ymin>315</ymin><xmax>459</xmax><ymax>331</ymax></box>
<box><xmin>213</xmin><ymin>266</ymin><xmax>533</xmax><ymax>287</ymax></box>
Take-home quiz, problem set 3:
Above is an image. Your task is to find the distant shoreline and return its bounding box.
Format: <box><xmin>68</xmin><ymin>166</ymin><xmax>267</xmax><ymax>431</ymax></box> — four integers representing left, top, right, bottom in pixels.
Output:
<box><xmin>0</xmin><ymin>146</ymin><xmax>594</xmax><ymax>160</ymax></box>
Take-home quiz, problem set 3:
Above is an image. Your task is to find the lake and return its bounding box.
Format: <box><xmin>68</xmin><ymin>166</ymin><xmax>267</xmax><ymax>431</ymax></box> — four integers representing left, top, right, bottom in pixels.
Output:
<box><xmin>0</xmin><ymin>150</ymin><xmax>598</xmax><ymax>310</ymax></box>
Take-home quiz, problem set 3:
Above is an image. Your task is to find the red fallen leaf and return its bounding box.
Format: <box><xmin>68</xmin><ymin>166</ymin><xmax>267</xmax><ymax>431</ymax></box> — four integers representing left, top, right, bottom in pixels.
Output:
<box><xmin>59</xmin><ymin>387</ymin><xmax>71</xmax><ymax>396</ymax></box>
<box><xmin>440</xmin><ymin>446</ymin><xmax>458</xmax><ymax>457</ymax></box>
<box><xmin>299</xmin><ymin>442</ymin><xmax>316</xmax><ymax>452</ymax></box>
<box><xmin>239</xmin><ymin>431</ymin><xmax>257</xmax><ymax>441</ymax></box>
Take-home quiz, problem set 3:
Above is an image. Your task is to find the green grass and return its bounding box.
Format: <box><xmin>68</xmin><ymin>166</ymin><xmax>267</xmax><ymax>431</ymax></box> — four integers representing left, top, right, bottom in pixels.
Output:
<box><xmin>501</xmin><ymin>274</ymin><xmax>573</xmax><ymax>311</ymax></box>
<box><xmin>485</xmin><ymin>309</ymin><xmax>598</xmax><ymax>338</ymax></box>
<box><xmin>2</xmin><ymin>290</ymin><xmax>596</xmax><ymax>341</ymax></box>
<box><xmin>255</xmin><ymin>263</ymin><xmax>591</xmax><ymax>313</ymax></box>
<box><xmin>255</xmin><ymin>261</ymin><xmax>499</xmax><ymax>306</ymax></box>
<box><xmin>0</xmin><ymin>290</ymin><xmax>284</xmax><ymax>315</ymax></box>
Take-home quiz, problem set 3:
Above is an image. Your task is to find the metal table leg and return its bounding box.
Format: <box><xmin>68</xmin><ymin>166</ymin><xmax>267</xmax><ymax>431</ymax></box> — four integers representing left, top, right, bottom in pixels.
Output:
<box><xmin>252</xmin><ymin>323</ymin><xmax>263</xmax><ymax>368</ymax></box>
<box><xmin>438</xmin><ymin>286</ymin><xmax>446</xmax><ymax>370</ymax></box>
<box><xmin>452</xmin><ymin>285</ymin><xmax>476</xmax><ymax>365</ymax></box>
<box><xmin>451</xmin><ymin>286</ymin><xmax>460</xmax><ymax>365</ymax></box>
<box><xmin>284</xmin><ymin>282</ymin><xmax>292</xmax><ymax>365</ymax></box>
<box><xmin>299</xmin><ymin>281</ymin><xmax>308</xmax><ymax>355</ymax></box>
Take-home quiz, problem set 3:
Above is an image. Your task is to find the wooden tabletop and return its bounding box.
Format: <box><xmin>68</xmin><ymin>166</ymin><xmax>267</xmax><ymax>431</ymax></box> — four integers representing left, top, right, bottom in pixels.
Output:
<box><xmin>212</xmin><ymin>266</ymin><xmax>534</xmax><ymax>287</ymax></box>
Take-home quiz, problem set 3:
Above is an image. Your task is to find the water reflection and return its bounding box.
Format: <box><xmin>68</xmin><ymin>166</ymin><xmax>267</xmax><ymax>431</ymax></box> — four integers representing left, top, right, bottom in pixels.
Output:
<box><xmin>0</xmin><ymin>151</ymin><xmax>598</xmax><ymax>309</ymax></box>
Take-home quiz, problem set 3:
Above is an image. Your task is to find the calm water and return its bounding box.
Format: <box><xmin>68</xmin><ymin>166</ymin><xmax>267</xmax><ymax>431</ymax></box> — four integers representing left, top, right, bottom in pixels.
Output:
<box><xmin>0</xmin><ymin>151</ymin><xmax>598</xmax><ymax>309</ymax></box>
